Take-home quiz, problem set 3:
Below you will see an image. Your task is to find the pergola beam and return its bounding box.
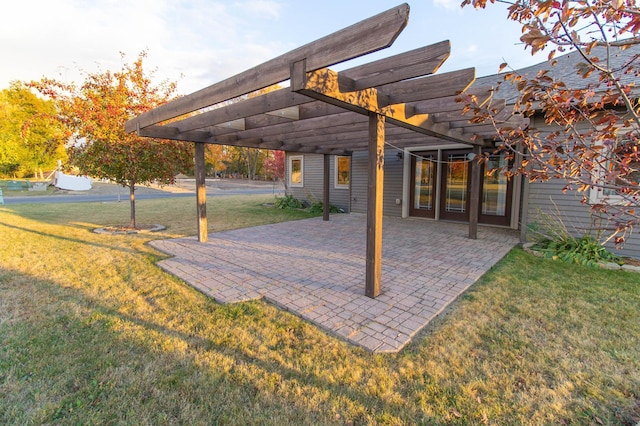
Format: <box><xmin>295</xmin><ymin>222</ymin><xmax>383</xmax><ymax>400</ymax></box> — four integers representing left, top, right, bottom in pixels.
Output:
<box><xmin>292</xmin><ymin>65</ymin><xmax>484</xmax><ymax>145</ymax></box>
<box><xmin>265</xmin><ymin>106</ymin><xmax>300</xmax><ymax>120</ymax></box>
<box><xmin>174</xmin><ymin>89</ymin><xmax>313</xmax><ymax>133</ymax></box>
<box><xmin>125</xmin><ymin>3</ymin><xmax>410</xmax><ymax>133</ymax></box>
<box><xmin>384</xmin><ymin>68</ymin><xmax>476</xmax><ymax>104</ymax></box>
<box><xmin>410</xmin><ymin>88</ymin><xmax>493</xmax><ymax>114</ymax></box>
<box><xmin>205</xmin><ymin>111</ymin><xmax>366</xmax><ymax>140</ymax></box>
<box><xmin>138</xmin><ymin>124</ymin><xmax>357</xmax><ymax>155</ymax></box>
<box><xmin>341</xmin><ymin>40</ymin><xmax>451</xmax><ymax>90</ymax></box>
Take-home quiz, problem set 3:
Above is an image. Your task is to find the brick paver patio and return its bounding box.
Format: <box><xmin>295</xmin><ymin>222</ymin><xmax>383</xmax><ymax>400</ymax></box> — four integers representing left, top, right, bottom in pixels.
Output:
<box><xmin>151</xmin><ymin>214</ymin><xmax>519</xmax><ymax>352</ymax></box>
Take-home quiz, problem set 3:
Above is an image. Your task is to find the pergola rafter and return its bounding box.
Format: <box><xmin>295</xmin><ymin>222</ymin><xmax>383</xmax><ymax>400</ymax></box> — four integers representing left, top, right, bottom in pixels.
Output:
<box><xmin>126</xmin><ymin>2</ymin><xmax>527</xmax><ymax>299</ymax></box>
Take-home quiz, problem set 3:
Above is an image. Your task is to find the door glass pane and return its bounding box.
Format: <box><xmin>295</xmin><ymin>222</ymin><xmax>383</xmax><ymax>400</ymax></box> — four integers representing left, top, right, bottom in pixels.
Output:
<box><xmin>445</xmin><ymin>154</ymin><xmax>468</xmax><ymax>213</ymax></box>
<box><xmin>482</xmin><ymin>154</ymin><xmax>508</xmax><ymax>216</ymax></box>
<box><xmin>336</xmin><ymin>156</ymin><xmax>350</xmax><ymax>187</ymax></box>
<box><xmin>414</xmin><ymin>156</ymin><xmax>434</xmax><ymax>210</ymax></box>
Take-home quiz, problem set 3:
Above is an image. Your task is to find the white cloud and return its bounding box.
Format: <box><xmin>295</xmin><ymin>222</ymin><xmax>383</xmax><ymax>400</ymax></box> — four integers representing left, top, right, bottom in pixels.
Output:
<box><xmin>0</xmin><ymin>0</ymin><xmax>543</xmax><ymax>95</ymax></box>
<box><xmin>432</xmin><ymin>0</ymin><xmax>460</xmax><ymax>11</ymax></box>
<box><xmin>0</xmin><ymin>0</ymin><xmax>290</xmax><ymax>94</ymax></box>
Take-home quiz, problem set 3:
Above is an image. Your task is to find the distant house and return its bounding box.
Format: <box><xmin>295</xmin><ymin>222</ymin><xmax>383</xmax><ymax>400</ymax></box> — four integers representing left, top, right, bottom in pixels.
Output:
<box><xmin>285</xmin><ymin>45</ymin><xmax>640</xmax><ymax>259</ymax></box>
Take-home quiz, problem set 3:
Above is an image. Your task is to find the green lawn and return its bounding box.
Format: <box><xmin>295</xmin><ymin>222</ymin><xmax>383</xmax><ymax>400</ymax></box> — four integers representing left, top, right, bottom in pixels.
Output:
<box><xmin>1</xmin><ymin>195</ymin><xmax>639</xmax><ymax>425</ymax></box>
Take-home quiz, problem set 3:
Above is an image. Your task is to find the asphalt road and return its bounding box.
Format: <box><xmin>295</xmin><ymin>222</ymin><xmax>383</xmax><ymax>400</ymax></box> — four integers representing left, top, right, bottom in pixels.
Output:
<box><xmin>2</xmin><ymin>180</ymin><xmax>284</xmax><ymax>205</ymax></box>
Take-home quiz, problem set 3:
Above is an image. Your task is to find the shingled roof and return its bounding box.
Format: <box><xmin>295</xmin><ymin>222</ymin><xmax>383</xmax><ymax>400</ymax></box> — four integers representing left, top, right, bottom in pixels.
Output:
<box><xmin>475</xmin><ymin>44</ymin><xmax>640</xmax><ymax>104</ymax></box>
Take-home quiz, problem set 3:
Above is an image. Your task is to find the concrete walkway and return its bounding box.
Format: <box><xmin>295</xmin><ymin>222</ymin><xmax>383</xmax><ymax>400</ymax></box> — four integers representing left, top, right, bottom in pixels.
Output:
<box><xmin>151</xmin><ymin>214</ymin><xmax>519</xmax><ymax>353</ymax></box>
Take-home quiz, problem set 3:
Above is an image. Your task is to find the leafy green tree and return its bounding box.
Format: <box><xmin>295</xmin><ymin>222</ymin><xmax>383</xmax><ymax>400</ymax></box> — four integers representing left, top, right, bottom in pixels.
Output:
<box><xmin>33</xmin><ymin>52</ymin><xmax>193</xmax><ymax>228</ymax></box>
<box><xmin>0</xmin><ymin>82</ymin><xmax>67</xmax><ymax>178</ymax></box>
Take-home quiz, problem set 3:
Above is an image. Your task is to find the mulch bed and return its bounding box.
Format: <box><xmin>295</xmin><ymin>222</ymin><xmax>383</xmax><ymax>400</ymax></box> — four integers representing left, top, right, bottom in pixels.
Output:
<box><xmin>94</xmin><ymin>224</ymin><xmax>165</xmax><ymax>235</ymax></box>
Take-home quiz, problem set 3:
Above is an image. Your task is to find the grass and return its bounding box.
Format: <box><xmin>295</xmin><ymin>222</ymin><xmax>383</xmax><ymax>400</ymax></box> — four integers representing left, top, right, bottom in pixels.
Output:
<box><xmin>1</xmin><ymin>195</ymin><xmax>639</xmax><ymax>425</ymax></box>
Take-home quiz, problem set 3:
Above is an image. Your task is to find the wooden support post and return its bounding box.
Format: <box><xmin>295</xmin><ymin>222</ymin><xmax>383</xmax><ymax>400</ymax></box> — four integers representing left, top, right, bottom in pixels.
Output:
<box><xmin>323</xmin><ymin>154</ymin><xmax>330</xmax><ymax>221</ymax></box>
<box><xmin>366</xmin><ymin>112</ymin><xmax>385</xmax><ymax>298</ymax></box>
<box><xmin>468</xmin><ymin>145</ymin><xmax>482</xmax><ymax>240</ymax></box>
<box><xmin>195</xmin><ymin>142</ymin><xmax>208</xmax><ymax>242</ymax></box>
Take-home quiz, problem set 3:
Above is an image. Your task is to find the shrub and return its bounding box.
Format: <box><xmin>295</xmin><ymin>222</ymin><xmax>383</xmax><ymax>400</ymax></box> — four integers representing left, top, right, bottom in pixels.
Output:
<box><xmin>529</xmin><ymin>201</ymin><xmax>623</xmax><ymax>266</ymax></box>
<box><xmin>532</xmin><ymin>235</ymin><xmax>622</xmax><ymax>267</ymax></box>
<box><xmin>274</xmin><ymin>195</ymin><xmax>304</xmax><ymax>210</ymax></box>
<box><xmin>308</xmin><ymin>201</ymin><xmax>343</xmax><ymax>214</ymax></box>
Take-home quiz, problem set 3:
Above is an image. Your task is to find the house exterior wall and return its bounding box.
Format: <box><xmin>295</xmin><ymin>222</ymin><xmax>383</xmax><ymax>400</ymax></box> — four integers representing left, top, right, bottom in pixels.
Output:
<box><xmin>285</xmin><ymin>153</ymin><xmax>351</xmax><ymax>212</ymax></box>
<box><xmin>350</xmin><ymin>149</ymin><xmax>405</xmax><ymax>217</ymax></box>
<box><xmin>523</xmin><ymin>117</ymin><xmax>640</xmax><ymax>259</ymax></box>
<box><xmin>526</xmin><ymin>179</ymin><xmax>640</xmax><ymax>259</ymax></box>
<box><xmin>286</xmin><ymin>129</ymin><xmax>640</xmax><ymax>259</ymax></box>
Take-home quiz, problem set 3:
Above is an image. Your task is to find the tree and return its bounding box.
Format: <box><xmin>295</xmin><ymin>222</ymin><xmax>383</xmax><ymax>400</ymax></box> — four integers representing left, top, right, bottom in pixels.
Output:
<box><xmin>33</xmin><ymin>52</ymin><xmax>193</xmax><ymax>228</ymax></box>
<box><xmin>223</xmin><ymin>147</ymin><xmax>268</xmax><ymax>179</ymax></box>
<box><xmin>0</xmin><ymin>82</ymin><xmax>68</xmax><ymax>178</ymax></box>
<box><xmin>204</xmin><ymin>144</ymin><xmax>229</xmax><ymax>177</ymax></box>
<box><xmin>461</xmin><ymin>0</ymin><xmax>640</xmax><ymax>246</ymax></box>
<box><xmin>263</xmin><ymin>150</ymin><xmax>285</xmax><ymax>181</ymax></box>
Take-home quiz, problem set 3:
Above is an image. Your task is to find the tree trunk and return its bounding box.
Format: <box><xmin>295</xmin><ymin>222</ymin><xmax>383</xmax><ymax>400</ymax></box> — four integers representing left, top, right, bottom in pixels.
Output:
<box><xmin>129</xmin><ymin>183</ymin><xmax>136</xmax><ymax>229</ymax></box>
<box><xmin>252</xmin><ymin>150</ymin><xmax>260</xmax><ymax>180</ymax></box>
<box><xmin>244</xmin><ymin>153</ymin><xmax>252</xmax><ymax>180</ymax></box>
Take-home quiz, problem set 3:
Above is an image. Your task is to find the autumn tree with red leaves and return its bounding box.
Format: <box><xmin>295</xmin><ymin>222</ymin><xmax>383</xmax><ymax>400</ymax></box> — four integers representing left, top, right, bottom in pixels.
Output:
<box><xmin>461</xmin><ymin>0</ymin><xmax>640</xmax><ymax>246</ymax></box>
<box><xmin>263</xmin><ymin>150</ymin><xmax>285</xmax><ymax>182</ymax></box>
<box><xmin>33</xmin><ymin>52</ymin><xmax>193</xmax><ymax>229</ymax></box>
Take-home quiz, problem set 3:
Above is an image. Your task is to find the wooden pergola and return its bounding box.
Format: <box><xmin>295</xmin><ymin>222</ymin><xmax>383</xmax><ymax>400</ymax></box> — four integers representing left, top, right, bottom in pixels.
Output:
<box><xmin>126</xmin><ymin>3</ymin><xmax>524</xmax><ymax>298</ymax></box>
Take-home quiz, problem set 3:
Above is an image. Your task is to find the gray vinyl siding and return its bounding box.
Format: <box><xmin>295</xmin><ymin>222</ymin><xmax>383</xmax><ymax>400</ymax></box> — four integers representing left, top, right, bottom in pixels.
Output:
<box><xmin>526</xmin><ymin>179</ymin><xmax>594</xmax><ymax>233</ymax></box>
<box><xmin>619</xmin><ymin>233</ymin><xmax>640</xmax><ymax>260</ymax></box>
<box><xmin>285</xmin><ymin>153</ymin><xmax>351</xmax><ymax>212</ymax></box>
<box><xmin>350</xmin><ymin>148</ymin><xmax>404</xmax><ymax>217</ymax></box>
<box><xmin>523</xmin><ymin>117</ymin><xmax>640</xmax><ymax>259</ymax></box>
<box><xmin>527</xmin><ymin>178</ymin><xmax>640</xmax><ymax>258</ymax></box>
<box><xmin>350</xmin><ymin>151</ymin><xmax>368</xmax><ymax>214</ymax></box>
<box><xmin>287</xmin><ymin>153</ymin><xmax>323</xmax><ymax>205</ymax></box>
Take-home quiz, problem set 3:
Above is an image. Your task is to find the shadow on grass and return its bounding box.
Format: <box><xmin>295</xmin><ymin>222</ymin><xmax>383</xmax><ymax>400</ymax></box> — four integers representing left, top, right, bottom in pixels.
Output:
<box><xmin>0</xmin><ymin>265</ymin><xmax>421</xmax><ymax>425</ymax></box>
<box><xmin>0</xmin><ymin>221</ymin><xmax>148</xmax><ymax>255</ymax></box>
<box><xmin>4</xmin><ymin>254</ymin><xmax>639</xmax><ymax>425</ymax></box>
<box><xmin>2</xmin><ymin>200</ymin><xmax>639</xmax><ymax>425</ymax></box>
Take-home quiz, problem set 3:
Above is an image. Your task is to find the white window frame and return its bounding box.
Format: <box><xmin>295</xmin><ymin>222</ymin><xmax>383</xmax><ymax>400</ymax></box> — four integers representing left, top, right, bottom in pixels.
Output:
<box><xmin>288</xmin><ymin>155</ymin><xmax>304</xmax><ymax>188</ymax></box>
<box><xmin>589</xmin><ymin>138</ymin><xmax>639</xmax><ymax>205</ymax></box>
<box><xmin>334</xmin><ymin>155</ymin><xmax>350</xmax><ymax>189</ymax></box>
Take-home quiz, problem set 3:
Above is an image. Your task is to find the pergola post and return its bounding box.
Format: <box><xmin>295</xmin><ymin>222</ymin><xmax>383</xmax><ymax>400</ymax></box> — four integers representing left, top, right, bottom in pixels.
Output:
<box><xmin>366</xmin><ymin>112</ymin><xmax>385</xmax><ymax>298</ymax></box>
<box><xmin>323</xmin><ymin>154</ymin><xmax>331</xmax><ymax>221</ymax></box>
<box><xmin>195</xmin><ymin>142</ymin><xmax>208</xmax><ymax>242</ymax></box>
<box><xmin>468</xmin><ymin>145</ymin><xmax>482</xmax><ymax>240</ymax></box>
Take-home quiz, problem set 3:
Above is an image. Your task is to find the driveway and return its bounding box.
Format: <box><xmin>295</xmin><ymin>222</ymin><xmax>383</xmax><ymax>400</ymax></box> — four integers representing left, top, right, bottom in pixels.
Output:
<box><xmin>151</xmin><ymin>214</ymin><xmax>519</xmax><ymax>353</ymax></box>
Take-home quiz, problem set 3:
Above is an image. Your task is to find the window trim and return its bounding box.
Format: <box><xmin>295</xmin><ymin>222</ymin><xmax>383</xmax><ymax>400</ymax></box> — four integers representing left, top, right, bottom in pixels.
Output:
<box><xmin>589</xmin><ymin>139</ymin><xmax>639</xmax><ymax>205</ymax></box>
<box><xmin>288</xmin><ymin>155</ymin><xmax>304</xmax><ymax>188</ymax></box>
<box><xmin>334</xmin><ymin>155</ymin><xmax>350</xmax><ymax>189</ymax></box>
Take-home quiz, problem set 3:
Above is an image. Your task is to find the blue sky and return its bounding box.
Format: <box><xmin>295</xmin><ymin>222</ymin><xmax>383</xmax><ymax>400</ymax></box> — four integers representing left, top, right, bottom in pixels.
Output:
<box><xmin>1</xmin><ymin>0</ymin><xmax>546</xmax><ymax>95</ymax></box>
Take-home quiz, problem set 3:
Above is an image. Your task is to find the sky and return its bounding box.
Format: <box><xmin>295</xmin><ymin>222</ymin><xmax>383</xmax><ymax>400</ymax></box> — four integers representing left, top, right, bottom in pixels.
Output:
<box><xmin>0</xmin><ymin>0</ymin><xmax>548</xmax><ymax>96</ymax></box>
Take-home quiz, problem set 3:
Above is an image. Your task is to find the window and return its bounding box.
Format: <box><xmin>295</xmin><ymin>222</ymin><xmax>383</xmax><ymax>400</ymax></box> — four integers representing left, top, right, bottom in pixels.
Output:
<box><xmin>335</xmin><ymin>156</ymin><xmax>350</xmax><ymax>189</ymax></box>
<box><xmin>590</xmin><ymin>140</ymin><xmax>640</xmax><ymax>204</ymax></box>
<box><xmin>288</xmin><ymin>155</ymin><xmax>303</xmax><ymax>187</ymax></box>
